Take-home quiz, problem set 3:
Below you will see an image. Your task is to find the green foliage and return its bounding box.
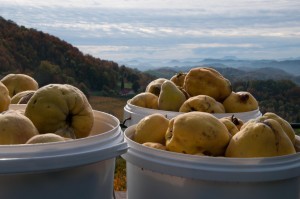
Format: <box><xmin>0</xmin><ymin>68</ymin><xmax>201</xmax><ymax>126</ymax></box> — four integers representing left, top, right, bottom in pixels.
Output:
<box><xmin>232</xmin><ymin>79</ymin><xmax>300</xmax><ymax>123</ymax></box>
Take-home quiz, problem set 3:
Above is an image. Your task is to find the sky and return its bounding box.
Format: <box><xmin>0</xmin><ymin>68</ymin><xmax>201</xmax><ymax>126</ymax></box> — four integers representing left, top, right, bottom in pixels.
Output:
<box><xmin>1</xmin><ymin>0</ymin><xmax>300</xmax><ymax>66</ymax></box>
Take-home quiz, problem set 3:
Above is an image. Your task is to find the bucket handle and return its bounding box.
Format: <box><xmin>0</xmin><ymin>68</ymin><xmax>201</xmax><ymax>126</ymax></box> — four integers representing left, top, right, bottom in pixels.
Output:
<box><xmin>120</xmin><ymin>116</ymin><xmax>131</xmax><ymax>129</ymax></box>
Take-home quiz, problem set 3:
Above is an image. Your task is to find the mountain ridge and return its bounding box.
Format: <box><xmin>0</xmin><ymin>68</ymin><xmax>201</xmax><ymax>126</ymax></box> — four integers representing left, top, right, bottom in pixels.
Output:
<box><xmin>120</xmin><ymin>58</ymin><xmax>300</xmax><ymax>76</ymax></box>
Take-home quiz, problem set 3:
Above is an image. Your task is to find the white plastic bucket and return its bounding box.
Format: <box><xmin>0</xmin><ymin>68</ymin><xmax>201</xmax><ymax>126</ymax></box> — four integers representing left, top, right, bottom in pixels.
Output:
<box><xmin>1</xmin><ymin>104</ymin><xmax>128</xmax><ymax>199</ymax></box>
<box><xmin>123</xmin><ymin>101</ymin><xmax>262</xmax><ymax>127</ymax></box>
<box><xmin>122</xmin><ymin>125</ymin><xmax>300</xmax><ymax>199</ymax></box>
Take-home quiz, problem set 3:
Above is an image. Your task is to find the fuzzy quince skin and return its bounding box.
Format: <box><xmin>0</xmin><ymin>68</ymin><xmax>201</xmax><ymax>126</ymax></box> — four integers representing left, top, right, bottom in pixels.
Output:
<box><xmin>10</xmin><ymin>90</ymin><xmax>35</xmax><ymax>104</ymax></box>
<box><xmin>165</xmin><ymin>112</ymin><xmax>231</xmax><ymax>156</ymax></box>
<box><xmin>257</xmin><ymin>112</ymin><xmax>295</xmax><ymax>144</ymax></box>
<box><xmin>0</xmin><ymin>110</ymin><xmax>39</xmax><ymax>144</ymax></box>
<box><xmin>129</xmin><ymin>92</ymin><xmax>158</xmax><ymax>109</ymax></box>
<box><xmin>25</xmin><ymin>84</ymin><xmax>94</xmax><ymax>139</ymax></box>
<box><xmin>1</xmin><ymin>74</ymin><xmax>38</xmax><ymax>97</ymax></box>
<box><xmin>225</xmin><ymin>119</ymin><xmax>296</xmax><ymax>158</ymax></box>
<box><xmin>183</xmin><ymin>67</ymin><xmax>232</xmax><ymax>102</ymax></box>
<box><xmin>179</xmin><ymin>95</ymin><xmax>225</xmax><ymax>113</ymax></box>
<box><xmin>134</xmin><ymin>113</ymin><xmax>169</xmax><ymax>144</ymax></box>
<box><xmin>26</xmin><ymin>133</ymin><xmax>66</xmax><ymax>144</ymax></box>
<box><xmin>0</xmin><ymin>81</ymin><xmax>10</xmax><ymax>112</ymax></box>
<box><xmin>223</xmin><ymin>91</ymin><xmax>258</xmax><ymax>113</ymax></box>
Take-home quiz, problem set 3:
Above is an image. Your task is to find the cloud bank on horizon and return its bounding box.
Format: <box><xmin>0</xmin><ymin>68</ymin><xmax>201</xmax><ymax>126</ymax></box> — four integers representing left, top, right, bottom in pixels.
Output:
<box><xmin>1</xmin><ymin>0</ymin><xmax>300</xmax><ymax>63</ymax></box>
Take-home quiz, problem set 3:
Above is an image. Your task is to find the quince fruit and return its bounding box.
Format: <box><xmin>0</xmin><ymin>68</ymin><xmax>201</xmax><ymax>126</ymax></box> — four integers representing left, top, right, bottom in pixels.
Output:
<box><xmin>25</xmin><ymin>84</ymin><xmax>94</xmax><ymax>139</ymax></box>
<box><xmin>145</xmin><ymin>78</ymin><xmax>168</xmax><ymax>96</ymax></box>
<box><xmin>0</xmin><ymin>81</ymin><xmax>10</xmax><ymax>112</ymax></box>
<box><xmin>170</xmin><ymin>72</ymin><xmax>187</xmax><ymax>87</ymax></box>
<box><xmin>183</xmin><ymin>67</ymin><xmax>232</xmax><ymax>102</ymax></box>
<box><xmin>133</xmin><ymin>113</ymin><xmax>169</xmax><ymax>144</ymax></box>
<box><xmin>219</xmin><ymin>117</ymin><xmax>239</xmax><ymax>136</ymax></box>
<box><xmin>10</xmin><ymin>90</ymin><xmax>35</xmax><ymax>104</ymax></box>
<box><xmin>158</xmin><ymin>80</ymin><xmax>187</xmax><ymax>111</ymax></box>
<box><xmin>165</xmin><ymin>112</ymin><xmax>231</xmax><ymax>156</ymax></box>
<box><xmin>26</xmin><ymin>133</ymin><xmax>66</xmax><ymax>144</ymax></box>
<box><xmin>223</xmin><ymin>91</ymin><xmax>258</xmax><ymax>113</ymax></box>
<box><xmin>0</xmin><ymin>110</ymin><xmax>39</xmax><ymax>144</ymax></box>
<box><xmin>142</xmin><ymin>142</ymin><xmax>167</xmax><ymax>150</ymax></box>
<box><xmin>1</xmin><ymin>74</ymin><xmax>38</xmax><ymax>97</ymax></box>
<box><xmin>129</xmin><ymin>92</ymin><xmax>158</xmax><ymax>109</ymax></box>
<box><xmin>225</xmin><ymin>118</ymin><xmax>296</xmax><ymax>158</ymax></box>
<box><xmin>256</xmin><ymin>112</ymin><xmax>295</xmax><ymax>144</ymax></box>
<box><xmin>179</xmin><ymin>95</ymin><xmax>225</xmax><ymax>113</ymax></box>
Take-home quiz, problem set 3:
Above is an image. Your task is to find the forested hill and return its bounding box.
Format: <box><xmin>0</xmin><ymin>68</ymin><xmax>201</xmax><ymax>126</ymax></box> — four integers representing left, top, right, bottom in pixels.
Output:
<box><xmin>0</xmin><ymin>16</ymin><xmax>154</xmax><ymax>95</ymax></box>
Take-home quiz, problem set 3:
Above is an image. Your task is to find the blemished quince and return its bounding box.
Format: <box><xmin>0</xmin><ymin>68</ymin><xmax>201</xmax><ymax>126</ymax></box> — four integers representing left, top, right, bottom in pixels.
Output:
<box><xmin>255</xmin><ymin>112</ymin><xmax>295</xmax><ymax>144</ymax></box>
<box><xmin>10</xmin><ymin>90</ymin><xmax>35</xmax><ymax>104</ymax></box>
<box><xmin>179</xmin><ymin>95</ymin><xmax>225</xmax><ymax>113</ymax></box>
<box><xmin>183</xmin><ymin>67</ymin><xmax>232</xmax><ymax>102</ymax></box>
<box><xmin>0</xmin><ymin>110</ymin><xmax>39</xmax><ymax>144</ymax></box>
<box><xmin>165</xmin><ymin>112</ymin><xmax>231</xmax><ymax>156</ymax></box>
<box><xmin>0</xmin><ymin>81</ymin><xmax>10</xmax><ymax>112</ymax></box>
<box><xmin>222</xmin><ymin>115</ymin><xmax>244</xmax><ymax>130</ymax></box>
<box><xmin>24</xmin><ymin>84</ymin><xmax>94</xmax><ymax>139</ymax></box>
<box><xmin>170</xmin><ymin>72</ymin><xmax>187</xmax><ymax>87</ymax></box>
<box><xmin>133</xmin><ymin>113</ymin><xmax>169</xmax><ymax>144</ymax></box>
<box><xmin>158</xmin><ymin>80</ymin><xmax>187</xmax><ymax>111</ymax></box>
<box><xmin>26</xmin><ymin>133</ymin><xmax>66</xmax><ymax>144</ymax></box>
<box><xmin>219</xmin><ymin>117</ymin><xmax>239</xmax><ymax>136</ymax></box>
<box><xmin>145</xmin><ymin>78</ymin><xmax>168</xmax><ymax>96</ymax></box>
<box><xmin>142</xmin><ymin>142</ymin><xmax>167</xmax><ymax>150</ymax></box>
<box><xmin>1</xmin><ymin>74</ymin><xmax>38</xmax><ymax>97</ymax></box>
<box><xmin>223</xmin><ymin>91</ymin><xmax>258</xmax><ymax>113</ymax></box>
<box><xmin>129</xmin><ymin>92</ymin><xmax>159</xmax><ymax>109</ymax></box>
<box><xmin>225</xmin><ymin>118</ymin><xmax>296</xmax><ymax>158</ymax></box>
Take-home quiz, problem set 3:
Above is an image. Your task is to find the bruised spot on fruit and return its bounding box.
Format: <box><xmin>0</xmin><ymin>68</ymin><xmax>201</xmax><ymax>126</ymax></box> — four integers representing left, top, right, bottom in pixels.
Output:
<box><xmin>240</xmin><ymin>93</ymin><xmax>250</xmax><ymax>103</ymax></box>
<box><xmin>33</xmin><ymin>99</ymin><xmax>37</xmax><ymax>105</ymax></box>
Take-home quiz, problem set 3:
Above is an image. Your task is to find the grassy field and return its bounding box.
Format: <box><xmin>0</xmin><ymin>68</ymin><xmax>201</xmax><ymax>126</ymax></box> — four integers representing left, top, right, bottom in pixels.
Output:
<box><xmin>89</xmin><ymin>95</ymin><xmax>129</xmax><ymax>191</ymax></box>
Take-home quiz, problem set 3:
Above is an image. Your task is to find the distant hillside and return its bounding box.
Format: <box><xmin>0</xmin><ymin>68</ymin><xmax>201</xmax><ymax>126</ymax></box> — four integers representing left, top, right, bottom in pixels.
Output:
<box><xmin>0</xmin><ymin>16</ymin><xmax>154</xmax><ymax>95</ymax></box>
<box><xmin>122</xmin><ymin>58</ymin><xmax>300</xmax><ymax>76</ymax></box>
<box><xmin>145</xmin><ymin>66</ymin><xmax>300</xmax><ymax>85</ymax></box>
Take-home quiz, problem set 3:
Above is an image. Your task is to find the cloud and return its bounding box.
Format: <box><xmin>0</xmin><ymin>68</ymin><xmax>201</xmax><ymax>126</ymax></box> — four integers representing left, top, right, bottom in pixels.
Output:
<box><xmin>1</xmin><ymin>0</ymin><xmax>300</xmax><ymax>61</ymax></box>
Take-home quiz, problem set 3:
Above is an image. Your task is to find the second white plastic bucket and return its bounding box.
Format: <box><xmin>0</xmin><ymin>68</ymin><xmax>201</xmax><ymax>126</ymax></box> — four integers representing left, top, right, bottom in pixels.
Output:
<box><xmin>122</xmin><ymin>125</ymin><xmax>300</xmax><ymax>199</ymax></box>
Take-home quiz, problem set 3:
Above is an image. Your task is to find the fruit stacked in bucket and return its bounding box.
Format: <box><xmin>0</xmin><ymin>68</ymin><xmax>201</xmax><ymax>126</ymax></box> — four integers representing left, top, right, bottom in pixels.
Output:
<box><xmin>131</xmin><ymin>111</ymin><xmax>299</xmax><ymax>158</ymax></box>
<box><xmin>128</xmin><ymin>67</ymin><xmax>299</xmax><ymax>158</ymax></box>
<box><xmin>129</xmin><ymin>67</ymin><xmax>259</xmax><ymax>114</ymax></box>
<box><xmin>0</xmin><ymin>73</ymin><xmax>94</xmax><ymax>145</ymax></box>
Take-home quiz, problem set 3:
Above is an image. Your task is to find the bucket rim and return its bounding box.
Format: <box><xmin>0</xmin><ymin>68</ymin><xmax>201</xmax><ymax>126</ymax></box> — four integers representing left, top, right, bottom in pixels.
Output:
<box><xmin>0</xmin><ymin>105</ymin><xmax>128</xmax><ymax>174</ymax></box>
<box><xmin>122</xmin><ymin>125</ymin><xmax>300</xmax><ymax>182</ymax></box>
<box><xmin>125</xmin><ymin>101</ymin><xmax>262</xmax><ymax>121</ymax></box>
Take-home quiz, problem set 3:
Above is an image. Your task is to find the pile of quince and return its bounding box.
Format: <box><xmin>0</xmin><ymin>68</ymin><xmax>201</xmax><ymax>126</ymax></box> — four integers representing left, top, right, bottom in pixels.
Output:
<box><xmin>132</xmin><ymin>111</ymin><xmax>300</xmax><ymax>158</ymax></box>
<box><xmin>129</xmin><ymin>67</ymin><xmax>299</xmax><ymax>158</ymax></box>
<box><xmin>0</xmin><ymin>74</ymin><xmax>94</xmax><ymax>145</ymax></box>
<box><xmin>130</xmin><ymin>67</ymin><xmax>258</xmax><ymax>113</ymax></box>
